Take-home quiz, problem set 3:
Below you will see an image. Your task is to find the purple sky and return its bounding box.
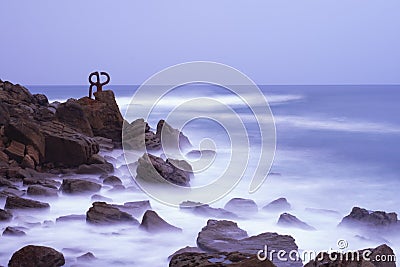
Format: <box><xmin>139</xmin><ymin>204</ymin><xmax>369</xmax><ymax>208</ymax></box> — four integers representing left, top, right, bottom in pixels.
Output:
<box><xmin>1</xmin><ymin>0</ymin><xmax>399</xmax><ymax>85</ymax></box>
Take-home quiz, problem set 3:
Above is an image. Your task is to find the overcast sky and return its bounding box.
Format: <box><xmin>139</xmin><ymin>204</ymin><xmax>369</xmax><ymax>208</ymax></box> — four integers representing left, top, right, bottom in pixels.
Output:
<box><xmin>1</xmin><ymin>0</ymin><xmax>399</xmax><ymax>85</ymax></box>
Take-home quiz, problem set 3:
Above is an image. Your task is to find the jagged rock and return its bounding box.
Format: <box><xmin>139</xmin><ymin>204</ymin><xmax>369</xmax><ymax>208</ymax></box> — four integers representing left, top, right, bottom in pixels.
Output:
<box><xmin>123</xmin><ymin>118</ymin><xmax>160</xmax><ymax>150</ymax></box>
<box><xmin>263</xmin><ymin>198</ymin><xmax>291</xmax><ymax>212</ymax></box>
<box><xmin>170</xmin><ymin>251</ymin><xmax>276</xmax><ymax>267</ymax></box>
<box><xmin>0</xmin><ymin>208</ymin><xmax>12</xmax><ymax>221</ymax></box>
<box><xmin>56</xmin><ymin>214</ymin><xmax>86</xmax><ymax>223</ymax></box>
<box><xmin>224</xmin><ymin>198</ymin><xmax>258</xmax><ymax>216</ymax></box>
<box><xmin>61</xmin><ymin>179</ymin><xmax>101</xmax><ymax>194</ymax></box>
<box><xmin>136</xmin><ymin>153</ymin><xmax>191</xmax><ymax>186</ymax></box>
<box><xmin>78</xmin><ymin>90</ymin><xmax>123</xmax><ymax>142</ymax></box>
<box><xmin>156</xmin><ymin>120</ymin><xmax>191</xmax><ymax>150</ymax></box>
<box><xmin>339</xmin><ymin>207</ymin><xmax>399</xmax><ymax>230</ymax></box>
<box><xmin>3</xmin><ymin>226</ymin><xmax>26</xmax><ymax>236</ymax></box>
<box><xmin>277</xmin><ymin>213</ymin><xmax>316</xmax><ymax>231</ymax></box>
<box><xmin>304</xmin><ymin>244</ymin><xmax>396</xmax><ymax>267</ymax></box>
<box><xmin>197</xmin><ymin>220</ymin><xmax>301</xmax><ymax>267</ymax></box>
<box><xmin>76</xmin><ymin>163</ymin><xmax>113</xmax><ymax>174</ymax></box>
<box><xmin>103</xmin><ymin>175</ymin><xmax>122</xmax><ymax>186</ymax></box>
<box><xmin>181</xmin><ymin>201</ymin><xmax>238</xmax><ymax>219</ymax></box>
<box><xmin>5</xmin><ymin>140</ymin><xmax>25</xmax><ymax>162</ymax></box>
<box><xmin>27</xmin><ymin>185</ymin><xmax>58</xmax><ymax>197</ymax></box>
<box><xmin>86</xmin><ymin>202</ymin><xmax>138</xmax><ymax>225</ymax></box>
<box><xmin>8</xmin><ymin>245</ymin><xmax>65</xmax><ymax>267</ymax></box>
<box><xmin>140</xmin><ymin>210</ymin><xmax>182</xmax><ymax>233</ymax></box>
<box><xmin>55</xmin><ymin>99</ymin><xmax>93</xmax><ymax>136</ymax></box>
<box><xmin>33</xmin><ymin>94</ymin><xmax>49</xmax><ymax>106</ymax></box>
<box><xmin>111</xmin><ymin>200</ymin><xmax>151</xmax><ymax>217</ymax></box>
<box><xmin>5</xmin><ymin>196</ymin><xmax>50</xmax><ymax>209</ymax></box>
<box><xmin>23</xmin><ymin>178</ymin><xmax>60</xmax><ymax>189</ymax></box>
<box><xmin>186</xmin><ymin>149</ymin><xmax>216</xmax><ymax>159</ymax></box>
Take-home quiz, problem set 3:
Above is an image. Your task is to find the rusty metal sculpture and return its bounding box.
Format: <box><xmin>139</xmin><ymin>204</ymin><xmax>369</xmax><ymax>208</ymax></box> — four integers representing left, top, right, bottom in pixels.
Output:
<box><xmin>88</xmin><ymin>71</ymin><xmax>110</xmax><ymax>98</ymax></box>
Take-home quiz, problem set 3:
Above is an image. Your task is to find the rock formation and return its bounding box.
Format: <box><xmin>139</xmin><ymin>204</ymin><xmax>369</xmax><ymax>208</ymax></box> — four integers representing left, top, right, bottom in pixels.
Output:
<box><xmin>8</xmin><ymin>245</ymin><xmax>65</xmax><ymax>267</ymax></box>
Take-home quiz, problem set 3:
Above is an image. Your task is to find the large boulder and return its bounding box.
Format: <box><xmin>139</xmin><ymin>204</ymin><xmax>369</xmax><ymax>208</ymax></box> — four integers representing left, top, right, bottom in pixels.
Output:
<box><xmin>140</xmin><ymin>210</ymin><xmax>182</xmax><ymax>233</ymax></box>
<box><xmin>8</xmin><ymin>245</ymin><xmax>65</xmax><ymax>267</ymax></box>
<box><xmin>304</xmin><ymin>244</ymin><xmax>395</xmax><ymax>267</ymax></box>
<box><xmin>78</xmin><ymin>90</ymin><xmax>123</xmax><ymax>142</ymax></box>
<box><xmin>136</xmin><ymin>153</ymin><xmax>191</xmax><ymax>186</ymax></box>
<box><xmin>86</xmin><ymin>202</ymin><xmax>139</xmax><ymax>225</ymax></box>
<box><xmin>196</xmin><ymin>220</ymin><xmax>301</xmax><ymax>267</ymax></box>
<box><xmin>61</xmin><ymin>179</ymin><xmax>101</xmax><ymax>194</ymax></box>
<box><xmin>55</xmin><ymin>99</ymin><xmax>93</xmax><ymax>136</ymax></box>
<box><xmin>339</xmin><ymin>207</ymin><xmax>399</xmax><ymax>230</ymax></box>
<box><xmin>277</xmin><ymin>213</ymin><xmax>316</xmax><ymax>231</ymax></box>
<box><xmin>5</xmin><ymin>196</ymin><xmax>50</xmax><ymax>209</ymax></box>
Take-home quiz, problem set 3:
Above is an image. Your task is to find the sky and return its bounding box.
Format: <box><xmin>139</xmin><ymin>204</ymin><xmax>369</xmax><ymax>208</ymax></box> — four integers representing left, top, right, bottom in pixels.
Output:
<box><xmin>0</xmin><ymin>0</ymin><xmax>399</xmax><ymax>85</ymax></box>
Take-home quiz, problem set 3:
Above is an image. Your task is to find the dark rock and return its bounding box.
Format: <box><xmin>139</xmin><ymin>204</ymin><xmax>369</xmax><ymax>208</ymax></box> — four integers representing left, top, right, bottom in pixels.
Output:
<box><xmin>196</xmin><ymin>220</ymin><xmax>301</xmax><ymax>267</ymax></box>
<box><xmin>77</xmin><ymin>252</ymin><xmax>96</xmax><ymax>262</ymax></box>
<box><xmin>277</xmin><ymin>213</ymin><xmax>316</xmax><ymax>231</ymax></box>
<box><xmin>5</xmin><ymin>196</ymin><xmax>49</xmax><ymax>209</ymax></box>
<box><xmin>339</xmin><ymin>207</ymin><xmax>399</xmax><ymax>229</ymax></box>
<box><xmin>170</xmin><ymin>251</ymin><xmax>276</xmax><ymax>267</ymax></box>
<box><xmin>304</xmin><ymin>244</ymin><xmax>396</xmax><ymax>267</ymax></box>
<box><xmin>56</xmin><ymin>214</ymin><xmax>86</xmax><ymax>223</ymax></box>
<box><xmin>93</xmin><ymin>136</ymin><xmax>114</xmax><ymax>151</ymax></box>
<box><xmin>88</xmin><ymin>154</ymin><xmax>106</xmax><ymax>164</ymax></box>
<box><xmin>33</xmin><ymin>94</ymin><xmax>49</xmax><ymax>106</ymax></box>
<box><xmin>86</xmin><ymin>202</ymin><xmax>139</xmax><ymax>225</ymax></box>
<box><xmin>5</xmin><ymin>140</ymin><xmax>25</xmax><ymax>162</ymax></box>
<box><xmin>111</xmin><ymin>200</ymin><xmax>151</xmax><ymax>217</ymax></box>
<box><xmin>136</xmin><ymin>153</ymin><xmax>191</xmax><ymax>186</ymax></box>
<box><xmin>140</xmin><ymin>210</ymin><xmax>182</xmax><ymax>233</ymax></box>
<box><xmin>23</xmin><ymin>178</ymin><xmax>60</xmax><ymax>189</ymax></box>
<box><xmin>3</xmin><ymin>226</ymin><xmax>26</xmax><ymax>236</ymax></box>
<box><xmin>8</xmin><ymin>245</ymin><xmax>65</xmax><ymax>267</ymax></box>
<box><xmin>224</xmin><ymin>198</ymin><xmax>258</xmax><ymax>216</ymax></box>
<box><xmin>0</xmin><ymin>208</ymin><xmax>12</xmax><ymax>221</ymax></box>
<box><xmin>61</xmin><ymin>179</ymin><xmax>101</xmax><ymax>194</ymax></box>
<box><xmin>21</xmin><ymin>154</ymin><xmax>35</xmax><ymax>169</ymax></box>
<box><xmin>27</xmin><ymin>185</ymin><xmax>58</xmax><ymax>197</ymax></box>
<box><xmin>0</xmin><ymin>177</ymin><xmax>14</xmax><ymax>187</ymax></box>
<box><xmin>77</xmin><ymin>90</ymin><xmax>124</xmax><ymax>142</ymax></box>
<box><xmin>91</xmin><ymin>194</ymin><xmax>113</xmax><ymax>202</ymax></box>
<box><xmin>0</xmin><ymin>150</ymin><xmax>9</xmax><ymax>163</ymax></box>
<box><xmin>168</xmin><ymin>246</ymin><xmax>204</xmax><ymax>260</ymax></box>
<box><xmin>55</xmin><ymin>99</ymin><xmax>93</xmax><ymax>136</ymax></box>
<box><xmin>76</xmin><ymin>163</ymin><xmax>113</xmax><ymax>174</ymax></box>
<box><xmin>103</xmin><ymin>175</ymin><xmax>122</xmax><ymax>186</ymax></box>
<box><xmin>263</xmin><ymin>198</ymin><xmax>291</xmax><ymax>212</ymax></box>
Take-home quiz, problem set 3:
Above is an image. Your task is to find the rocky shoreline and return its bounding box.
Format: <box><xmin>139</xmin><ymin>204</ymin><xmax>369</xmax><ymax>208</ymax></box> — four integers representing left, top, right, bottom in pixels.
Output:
<box><xmin>0</xmin><ymin>80</ymin><xmax>397</xmax><ymax>266</ymax></box>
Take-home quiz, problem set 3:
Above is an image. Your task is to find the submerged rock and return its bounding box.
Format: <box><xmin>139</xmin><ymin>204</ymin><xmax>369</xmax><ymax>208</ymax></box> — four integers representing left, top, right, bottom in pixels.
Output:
<box><xmin>339</xmin><ymin>207</ymin><xmax>399</xmax><ymax>230</ymax></box>
<box><xmin>77</xmin><ymin>252</ymin><xmax>97</xmax><ymax>262</ymax></box>
<box><xmin>8</xmin><ymin>245</ymin><xmax>65</xmax><ymax>267</ymax></box>
<box><xmin>224</xmin><ymin>198</ymin><xmax>258</xmax><ymax>216</ymax></box>
<box><xmin>86</xmin><ymin>202</ymin><xmax>139</xmax><ymax>225</ymax></box>
<box><xmin>263</xmin><ymin>198</ymin><xmax>291</xmax><ymax>212</ymax></box>
<box><xmin>76</xmin><ymin>163</ymin><xmax>114</xmax><ymax>174</ymax></box>
<box><xmin>5</xmin><ymin>196</ymin><xmax>50</xmax><ymax>209</ymax></box>
<box><xmin>103</xmin><ymin>175</ymin><xmax>122</xmax><ymax>186</ymax></box>
<box><xmin>111</xmin><ymin>200</ymin><xmax>151</xmax><ymax>217</ymax></box>
<box><xmin>277</xmin><ymin>213</ymin><xmax>316</xmax><ymax>231</ymax></box>
<box><xmin>140</xmin><ymin>210</ymin><xmax>182</xmax><ymax>233</ymax></box>
<box><xmin>181</xmin><ymin>201</ymin><xmax>238</xmax><ymax>219</ymax></box>
<box><xmin>3</xmin><ymin>226</ymin><xmax>26</xmax><ymax>236</ymax></box>
<box><xmin>27</xmin><ymin>185</ymin><xmax>58</xmax><ymax>197</ymax></box>
<box><xmin>61</xmin><ymin>179</ymin><xmax>101</xmax><ymax>194</ymax></box>
<box><xmin>0</xmin><ymin>208</ymin><xmax>12</xmax><ymax>221</ymax></box>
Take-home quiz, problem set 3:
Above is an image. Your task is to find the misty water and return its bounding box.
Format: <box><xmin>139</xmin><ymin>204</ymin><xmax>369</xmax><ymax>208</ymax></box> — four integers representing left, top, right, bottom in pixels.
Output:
<box><xmin>1</xmin><ymin>84</ymin><xmax>399</xmax><ymax>266</ymax></box>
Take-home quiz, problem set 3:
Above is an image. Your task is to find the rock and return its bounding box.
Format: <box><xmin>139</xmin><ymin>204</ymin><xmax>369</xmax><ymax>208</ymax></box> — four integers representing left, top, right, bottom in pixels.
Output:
<box><xmin>0</xmin><ymin>188</ymin><xmax>25</xmax><ymax>198</ymax></box>
<box><xmin>3</xmin><ymin>226</ymin><xmax>26</xmax><ymax>236</ymax></box>
<box><xmin>27</xmin><ymin>185</ymin><xmax>58</xmax><ymax>197</ymax></box>
<box><xmin>0</xmin><ymin>208</ymin><xmax>12</xmax><ymax>221</ymax></box>
<box><xmin>5</xmin><ymin>196</ymin><xmax>49</xmax><ymax>209</ymax></box>
<box><xmin>86</xmin><ymin>202</ymin><xmax>139</xmax><ymax>225</ymax></box>
<box><xmin>196</xmin><ymin>220</ymin><xmax>301</xmax><ymax>267</ymax></box>
<box><xmin>0</xmin><ymin>150</ymin><xmax>9</xmax><ymax>163</ymax></box>
<box><xmin>88</xmin><ymin>154</ymin><xmax>106</xmax><ymax>164</ymax></box>
<box><xmin>77</xmin><ymin>90</ymin><xmax>124</xmax><ymax>142</ymax></box>
<box><xmin>111</xmin><ymin>200</ymin><xmax>151</xmax><ymax>217</ymax></box>
<box><xmin>168</xmin><ymin>246</ymin><xmax>204</xmax><ymax>260</ymax></box>
<box><xmin>156</xmin><ymin>120</ymin><xmax>191</xmax><ymax>150</ymax></box>
<box><xmin>21</xmin><ymin>154</ymin><xmax>35</xmax><ymax>169</ymax></box>
<box><xmin>0</xmin><ymin>177</ymin><xmax>14</xmax><ymax>187</ymax></box>
<box><xmin>304</xmin><ymin>244</ymin><xmax>396</xmax><ymax>267</ymax></box>
<box><xmin>8</xmin><ymin>245</ymin><xmax>65</xmax><ymax>267</ymax></box>
<box><xmin>26</xmin><ymin>145</ymin><xmax>40</xmax><ymax>165</ymax></box>
<box><xmin>107</xmin><ymin>184</ymin><xmax>125</xmax><ymax>192</ymax></box>
<box><xmin>33</xmin><ymin>94</ymin><xmax>49</xmax><ymax>106</ymax></box>
<box><xmin>91</xmin><ymin>194</ymin><xmax>113</xmax><ymax>202</ymax></box>
<box><xmin>23</xmin><ymin>178</ymin><xmax>60</xmax><ymax>189</ymax></box>
<box><xmin>224</xmin><ymin>198</ymin><xmax>258</xmax><ymax>216</ymax></box>
<box><xmin>55</xmin><ymin>99</ymin><xmax>93</xmax><ymax>136</ymax></box>
<box><xmin>186</xmin><ymin>149</ymin><xmax>216</xmax><ymax>159</ymax></box>
<box><xmin>170</xmin><ymin>251</ymin><xmax>276</xmax><ymax>267</ymax></box>
<box><xmin>56</xmin><ymin>214</ymin><xmax>86</xmax><ymax>223</ymax></box>
<box><xmin>76</xmin><ymin>163</ymin><xmax>114</xmax><ymax>174</ymax></box>
<box><xmin>181</xmin><ymin>202</ymin><xmax>238</xmax><ymax>219</ymax></box>
<box><xmin>61</xmin><ymin>179</ymin><xmax>101</xmax><ymax>194</ymax></box>
<box><xmin>140</xmin><ymin>210</ymin><xmax>182</xmax><ymax>233</ymax></box>
<box><xmin>103</xmin><ymin>175</ymin><xmax>122</xmax><ymax>186</ymax></box>
<box><xmin>5</xmin><ymin>140</ymin><xmax>25</xmax><ymax>162</ymax></box>
<box><xmin>93</xmin><ymin>136</ymin><xmax>114</xmax><ymax>151</ymax></box>
<box><xmin>277</xmin><ymin>213</ymin><xmax>316</xmax><ymax>231</ymax></box>
<box><xmin>77</xmin><ymin>252</ymin><xmax>96</xmax><ymax>262</ymax></box>
<box><xmin>123</xmin><ymin>118</ymin><xmax>160</xmax><ymax>150</ymax></box>
<box><xmin>305</xmin><ymin>208</ymin><xmax>341</xmax><ymax>216</ymax></box>
<box><xmin>136</xmin><ymin>153</ymin><xmax>191</xmax><ymax>186</ymax></box>
<box><xmin>263</xmin><ymin>198</ymin><xmax>291</xmax><ymax>212</ymax></box>
<box><xmin>339</xmin><ymin>207</ymin><xmax>399</xmax><ymax>229</ymax></box>
<box><xmin>0</xmin><ymin>102</ymin><xmax>10</xmax><ymax>127</ymax></box>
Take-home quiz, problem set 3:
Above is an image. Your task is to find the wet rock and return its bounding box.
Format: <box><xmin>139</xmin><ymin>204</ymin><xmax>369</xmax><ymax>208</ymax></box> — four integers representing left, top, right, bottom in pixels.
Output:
<box><xmin>136</xmin><ymin>153</ymin><xmax>191</xmax><ymax>186</ymax></box>
<box><xmin>91</xmin><ymin>194</ymin><xmax>113</xmax><ymax>202</ymax></box>
<box><xmin>0</xmin><ymin>187</ymin><xmax>25</xmax><ymax>198</ymax></box>
<box><xmin>61</xmin><ymin>179</ymin><xmax>101</xmax><ymax>194</ymax></box>
<box><xmin>111</xmin><ymin>200</ymin><xmax>151</xmax><ymax>217</ymax></box>
<box><xmin>5</xmin><ymin>140</ymin><xmax>25</xmax><ymax>162</ymax></box>
<box><xmin>304</xmin><ymin>244</ymin><xmax>396</xmax><ymax>267</ymax></box>
<box><xmin>339</xmin><ymin>207</ymin><xmax>399</xmax><ymax>229</ymax></box>
<box><xmin>8</xmin><ymin>245</ymin><xmax>65</xmax><ymax>267</ymax></box>
<box><xmin>0</xmin><ymin>208</ymin><xmax>12</xmax><ymax>221</ymax></box>
<box><xmin>103</xmin><ymin>175</ymin><xmax>122</xmax><ymax>186</ymax></box>
<box><xmin>77</xmin><ymin>252</ymin><xmax>96</xmax><ymax>262</ymax></box>
<box><xmin>140</xmin><ymin>210</ymin><xmax>182</xmax><ymax>233</ymax></box>
<box><xmin>23</xmin><ymin>178</ymin><xmax>60</xmax><ymax>189</ymax></box>
<box><xmin>0</xmin><ymin>177</ymin><xmax>14</xmax><ymax>187</ymax></box>
<box><xmin>86</xmin><ymin>202</ymin><xmax>139</xmax><ymax>225</ymax></box>
<box><xmin>224</xmin><ymin>198</ymin><xmax>258</xmax><ymax>216</ymax></box>
<box><xmin>55</xmin><ymin>99</ymin><xmax>93</xmax><ymax>136</ymax></box>
<box><xmin>170</xmin><ymin>251</ymin><xmax>276</xmax><ymax>267</ymax></box>
<box><xmin>27</xmin><ymin>185</ymin><xmax>58</xmax><ymax>197</ymax></box>
<box><xmin>5</xmin><ymin>196</ymin><xmax>49</xmax><ymax>209</ymax></box>
<box><xmin>197</xmin><ymin>220</ymin><xmax>301</xmax><ymax>267</ymax></box>
<box><xmin>78</xmin><ymin>90</ymin><xmax>124</xmax><ymax>142</ymax></box>
<box><xmin>263</xmin><ymin>198</ymin><xmax>291</xmax><ymax>212</ymax></box>
<box><xmin>88</xmin><ymin>154</ymin><xmax>106</xmax><ymax>164</ymax></box>
<box><xmin>3</xmin><ymin>226</ymin><xmax>26</xmax><ymax>236</ymax></box>
<box><xmin>56</xmin><ymin>214</ymin><xmax>86</xmax><ymax>223</ymax></box>
<box><xmin>76</xmin><ymin>163</ymin><xmax>114</xmax><ymax>174</ymax></box>
<box><xmin>181</xmin><ymin>202</ymin><xmax>238</xmax><ymax>219</ymax></box>
<box><xmin>277</xmin><ymin>213</ymin><xmax>316</xmax><ymax>231</ymax></box>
